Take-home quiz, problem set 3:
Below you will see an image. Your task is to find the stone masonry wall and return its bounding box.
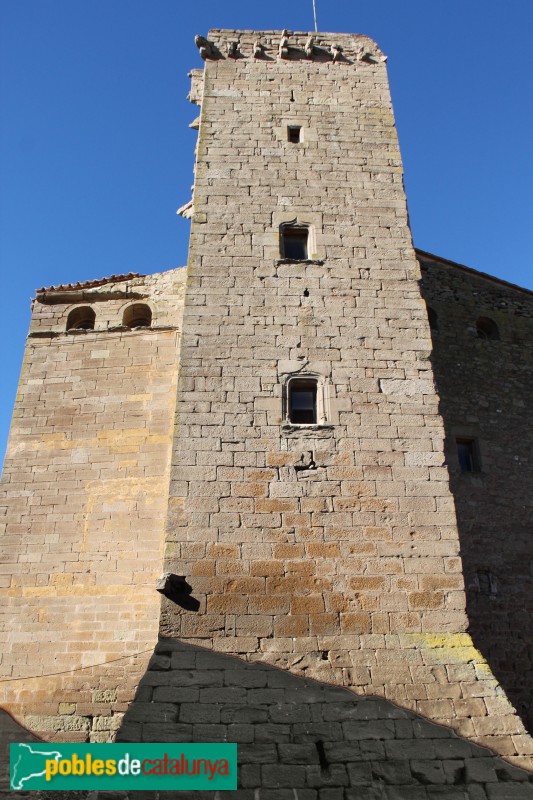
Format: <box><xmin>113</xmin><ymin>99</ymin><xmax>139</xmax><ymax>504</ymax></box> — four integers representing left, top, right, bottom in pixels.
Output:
<box><xmin>1</xmin><ymin>27</ymin><xmax>533</xmax><ymax>791</ymax></box>
<box><xmin>0</xmin><ymin>268</ymin><xmax>186</xmax><ymax>739</ymax></box>
<box><xmin>161</xmin><ymin>30</ymin><xmax>533</xmax><ymax>768</ymax></box>
<box><xmin>419</xmin><ymin>252</ymin><xmax>533</xmax><ymax>736</ymax></box>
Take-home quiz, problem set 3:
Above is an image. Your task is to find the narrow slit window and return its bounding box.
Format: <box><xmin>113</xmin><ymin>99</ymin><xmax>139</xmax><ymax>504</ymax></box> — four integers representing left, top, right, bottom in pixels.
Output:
<box><xmin>281</xmin><ymin>226</ymin><xmax>308</xmax><ymax>260</ymax></box>
<box><xmin>287</xmin><ymin>126</ymin><xmax>301</xmax><ymax>143</ymax></box>
<box><xmin>456</xmin><ymin>438</ymin><xmax>480</xmax><ymax>473</ymax></box>
<box><xmin>289</xmin><ymin>379</ymin><xmax>317</xmax><ymax>424</ymax></box>
<box><xmin>427</xmin><ymin>307</ymin><xmax>439</xmax><ymax>332</ymax></box>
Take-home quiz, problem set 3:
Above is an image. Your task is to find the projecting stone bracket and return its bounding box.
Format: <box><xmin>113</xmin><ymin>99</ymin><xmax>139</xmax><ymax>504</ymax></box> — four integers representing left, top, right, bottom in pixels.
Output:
<box><xmin>156</xmin><ymin>574</ymin><xmax>200</xmax><ymax>611</ymax></box>
<box><xmin>293</xmin><ymin>450</ymin><xmax>317</xmax><ymax>471</ymax></box>
<box><xmin>226</xmin><ymin>41</ymin><xmax>242</xmax><ymax>59</ymax></box>
<box><xmin>177</xmin><ymin>199</ymin><xmax>194</xmax><ymax>219</ymax></box>
<box><xmin>202</xmin><ymin>31</ymin><xmax>386</xmax><ymax>64</ymax></box>
<box><xmin>194</xmin><ymin>35</ymin><xmax>221</xmax><ymax>61</ymax></box>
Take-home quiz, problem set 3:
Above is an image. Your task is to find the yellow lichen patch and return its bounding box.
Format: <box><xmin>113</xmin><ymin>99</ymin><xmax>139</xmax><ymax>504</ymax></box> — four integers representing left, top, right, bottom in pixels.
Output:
<box><xmin>475</xmin><ymin>661</ymin><xmax>495</xmax><ymax>678</ymax></box>
<box><xmin>395</xmin><ymin>633</ymin><xmax>489</xmax><ymax>666</ymax></box>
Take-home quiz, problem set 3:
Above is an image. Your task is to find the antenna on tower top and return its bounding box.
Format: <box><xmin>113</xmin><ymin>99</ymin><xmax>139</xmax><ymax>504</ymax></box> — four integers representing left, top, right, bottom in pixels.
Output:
<box><xmin>312</xmin><ymin>0</ymin><xmax>318</xmax><ymax>32</ymax></box>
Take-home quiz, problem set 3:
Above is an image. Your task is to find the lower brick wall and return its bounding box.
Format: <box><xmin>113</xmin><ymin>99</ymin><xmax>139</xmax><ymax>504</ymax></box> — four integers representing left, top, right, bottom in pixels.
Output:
<box><xmin>117</xmin><ymin>640</ymin><xmax>533</xmax><ymax>797</ymax></box>
<box><xmin>3</xmin><ymin>641</ymin><xmax>531</xmax><ymax>799</ymax></box>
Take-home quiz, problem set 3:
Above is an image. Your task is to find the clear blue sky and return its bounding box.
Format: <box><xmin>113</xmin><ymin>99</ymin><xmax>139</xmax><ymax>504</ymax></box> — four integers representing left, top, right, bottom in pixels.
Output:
<box><xmin>1</xmin><ymin>1</ymin><xmax>532</xmax><ymax>467</ymax></box>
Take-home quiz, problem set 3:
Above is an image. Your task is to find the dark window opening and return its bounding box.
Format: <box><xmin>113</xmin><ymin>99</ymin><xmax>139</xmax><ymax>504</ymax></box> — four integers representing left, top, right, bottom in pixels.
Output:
<box><xmin>456</xmin><ymin>438</ymin><xmax>480</xmax><ymax>473</ymax></box>
<box><xmin>427</xmin><ymin>307</ymin><xmax>439</xmax><ymax>332</ymax></box>
<box><xmin>66</xmin><ymin>306</ymin><xmax>95</xmax><ymax>331</ymax></box>
<box><xmin>476</xmin><ymin>316</ymin><xmax>499</xmax><ymax>340</ymax></box>
<box><xmin>123</xmin><ymin>303</ymin><xmax>152</xmax><ymax>329</ymax></box>
<box><xmin>289</xmin><ymin>379</ymin><xmax>317</xmax><ymax>424</ymax></box>
<box><xmin>288</xmin><ymin>126</ymin><xmax>301</xmax><ymax>143</ymax></box>
<box><xmin>281</xmin><ymin>226</ymin><xmax>308</xmax><ymax>260</ymax></box>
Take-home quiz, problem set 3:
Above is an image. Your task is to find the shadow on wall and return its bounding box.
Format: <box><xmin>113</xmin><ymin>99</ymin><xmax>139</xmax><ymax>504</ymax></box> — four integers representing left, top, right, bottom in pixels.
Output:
<box><xmin>442</xmin><ymin>434</ymin><xmax>533</xmax><ymax>738</ymax></box>
<box><xmin>114</xmin><ymin>640</ymin><xmax>532</xmax><ymax>797</ymax></box>
<box><xmin>421</xmin><ymin>294</ymin><xmax>533</xmax><ymax>738</ymax></box>
<box><xmin>2</xmin><ymin>641</ymin><xmax>533</xmax><ymax>798</ymax></box>
<box><xmin>0</xmin><ymin>709</ymin><xmax>40</xmax><ymax>795</ymax></box>
<box><xmin>0</xmin><ymin>712</ymin><xmax>91</xmax><ymax>800</ymax></box>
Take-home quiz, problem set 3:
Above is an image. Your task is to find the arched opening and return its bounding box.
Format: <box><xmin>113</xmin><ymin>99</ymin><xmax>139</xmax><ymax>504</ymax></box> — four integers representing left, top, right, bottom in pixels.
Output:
<box><xmin>476</xmin><ymin>316</ymin><xmax>499</xmax><ymax>340</ymax></box>
<box><xmin>123</xmin><ymin>303</ymin><xmax>152</xmax><ymax>329</ymax></box>
<box><xmin>66</xmin><ymin>306</ymin><xmax>95</xmax><ymax>331</ymax></box>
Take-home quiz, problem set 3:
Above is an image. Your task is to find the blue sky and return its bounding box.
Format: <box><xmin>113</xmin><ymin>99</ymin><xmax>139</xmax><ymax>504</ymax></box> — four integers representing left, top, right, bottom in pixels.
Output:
<box><xmin>1</xmin><ymin>1</ymin><xmax>532</xmax><ymax>466</ymax></box>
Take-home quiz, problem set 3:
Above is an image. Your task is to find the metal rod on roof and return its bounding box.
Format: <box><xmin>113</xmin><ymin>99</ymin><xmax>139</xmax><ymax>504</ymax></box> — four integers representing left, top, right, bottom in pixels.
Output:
<box><xmin>312</xmin><ymin>0</ymin><xmax>318</xmax><ymax>32</ymax></box>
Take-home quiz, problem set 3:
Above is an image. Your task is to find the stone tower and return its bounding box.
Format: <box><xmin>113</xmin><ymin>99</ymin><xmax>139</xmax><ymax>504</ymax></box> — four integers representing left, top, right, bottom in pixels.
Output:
<box><xmin>157</xmin><ymin>29</ymin><xmax>532</xmax><ymax>768</ymax></box>
<box><xmin>1</xmin><ymin>27</ymin><xmax>533</xmax><ymax>796</ymax></box>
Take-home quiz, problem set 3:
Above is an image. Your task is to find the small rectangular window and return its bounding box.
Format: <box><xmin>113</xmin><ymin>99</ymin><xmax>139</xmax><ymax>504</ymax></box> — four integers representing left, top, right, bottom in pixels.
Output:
<box><xmin>287</xmin><ymin>126</ymin><xmax>301</xmax><ymax>143</ymax></box>
<box><xmin>289</xmin><ymin>379</ymin><xmax>317</xmax><ymax>424</ymax></box>
<box><xmin>281</xmin><ymin>226</ymin><xmax>308</xmax><ymax>260</ymax></box>
<box><xmin>456</xmin><ymin>438</ymin><xmax>480</xmax><ymax>473</ymax></box>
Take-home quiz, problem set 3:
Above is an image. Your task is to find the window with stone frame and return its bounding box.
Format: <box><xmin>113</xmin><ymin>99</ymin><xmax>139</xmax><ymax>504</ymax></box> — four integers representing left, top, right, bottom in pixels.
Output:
<box><xmin>288</xmin><ymin>378</ymin><xmax>318</xmax><ymax>424</ymax></box>
<box><xmin>287</xmin><ymin>125</ymin><xmax>302</xmax><ymax>143</ymax></box>
<box><xmin>280</xmin><ymin>224</ymin><xmax>309</xmax><ymax>260</ymax></box>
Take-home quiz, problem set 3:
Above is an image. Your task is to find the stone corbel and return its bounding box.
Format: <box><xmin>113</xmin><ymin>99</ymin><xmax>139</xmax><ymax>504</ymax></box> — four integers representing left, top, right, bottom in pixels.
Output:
<box><xmin>226</xmin><ymin>40</ymin><xmax>239</xmax><ymax>58</ymax></box>
<box><xmin>356</xmin><ymin>46</ymin><xmax>387</xmax><ymax>64</ymax></box>
<box><xmin>177</xmin><ymin>199</ymin><xmax>193</xmax><ymax>219</ymax></box>
<box><xmin>279</xmin><ymin>30</ymin><xmax>290</xmax><ymax>59</ymax></box>
<box><xmin>253</xmin><ymin>40</ymin><xmax>265</xmax><ymax>58</ymax></box>
<box><xmin>305</xmin><ymin>36</ymin><xmax>315</xmax><ymax>59</ymax></box>
<box><xmin>330</xmin><ymin>43</ymin><xmax>343</xmax><ymax>62</ymax></box>
<box><xmin>195</xmin><ymin>34</ymin><xmax>216</xmax><ymax>60</ymax></box>
<box><xmin>294</xmin><ymin>451</ymin><xmax>317</xmax><ymax>471</ymax></box>
<box><xmin>156</xmin><ymin>573</ymin><xmax>190</xmax><ymax>596</ymax></box>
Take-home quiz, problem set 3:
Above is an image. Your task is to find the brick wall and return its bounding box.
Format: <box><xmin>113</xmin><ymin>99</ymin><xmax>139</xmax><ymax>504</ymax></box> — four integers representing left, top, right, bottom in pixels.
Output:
<box><xmin>0</xmin><ymin>269</ymin><xmax>186</xmax><ymax>738</ymax></box>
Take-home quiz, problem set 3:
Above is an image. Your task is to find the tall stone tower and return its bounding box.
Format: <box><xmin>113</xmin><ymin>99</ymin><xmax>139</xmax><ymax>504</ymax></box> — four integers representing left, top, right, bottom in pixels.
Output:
<box><xmin>1</xmin><ymin>27</ymin><xmax>533</xmax><ymax>796</ymax></box>
<box><xmin>157</xmin><ymin>28</ymin><xmax>532</xmax><ymax>768</ymax></box>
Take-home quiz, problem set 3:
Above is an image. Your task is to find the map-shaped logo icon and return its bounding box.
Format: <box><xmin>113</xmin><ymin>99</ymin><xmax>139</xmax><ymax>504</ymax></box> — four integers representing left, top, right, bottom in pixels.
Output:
<box><xmin>10</xmin><ymin>743</ymin><xmax>63</xmax><ymax>790</ymax></box>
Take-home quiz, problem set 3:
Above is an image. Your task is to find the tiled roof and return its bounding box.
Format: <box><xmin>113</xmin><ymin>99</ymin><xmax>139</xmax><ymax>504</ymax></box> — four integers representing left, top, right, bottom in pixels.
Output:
<box><xmin>36</xmin><ymin>273</ymin><xmax>143</xmax><ymax>294</ymax></box>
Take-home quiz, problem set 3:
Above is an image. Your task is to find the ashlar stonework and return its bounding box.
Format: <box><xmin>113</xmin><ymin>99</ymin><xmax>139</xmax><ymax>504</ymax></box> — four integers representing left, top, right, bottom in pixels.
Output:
<box><xmin>1</xmin><ymin>28</ymin><xmax>533</xmax><ymax>798</ymax></box>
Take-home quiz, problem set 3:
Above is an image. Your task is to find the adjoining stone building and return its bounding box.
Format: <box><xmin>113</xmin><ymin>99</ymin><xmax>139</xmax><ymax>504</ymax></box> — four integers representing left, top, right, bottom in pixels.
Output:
<box><xmin>1</xmin><ymin>28</ymin><xmax>533</xmax><ymax>797</ymax></box>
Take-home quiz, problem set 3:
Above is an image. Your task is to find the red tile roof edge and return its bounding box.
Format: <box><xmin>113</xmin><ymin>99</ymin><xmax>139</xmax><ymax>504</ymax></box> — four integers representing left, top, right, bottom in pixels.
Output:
<box><xmin>36</xmin><ymin>272</ymin><xmax>144</xmax><ymax>294</ymax></box>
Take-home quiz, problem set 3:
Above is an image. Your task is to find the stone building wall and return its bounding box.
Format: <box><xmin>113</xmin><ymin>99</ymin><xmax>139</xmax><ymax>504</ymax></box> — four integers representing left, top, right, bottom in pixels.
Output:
<box><xmin>0</xmin><ymin>268</ymin><xmax>186</xmax><ymax>739</ymax></box>
<box><xmin>160</xmin><ymin>29</ymin><xmax>533</xmax><ymax>768</ymax></box>
<box><xmin>1</xmin><ymin>27</ymin><xmax>533</xmax><ymax>792</ymax></box>
<box><xmin>419</xmin><ymin>251</ymin><xmax>533</xmax><ymax>735</ymax></box>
